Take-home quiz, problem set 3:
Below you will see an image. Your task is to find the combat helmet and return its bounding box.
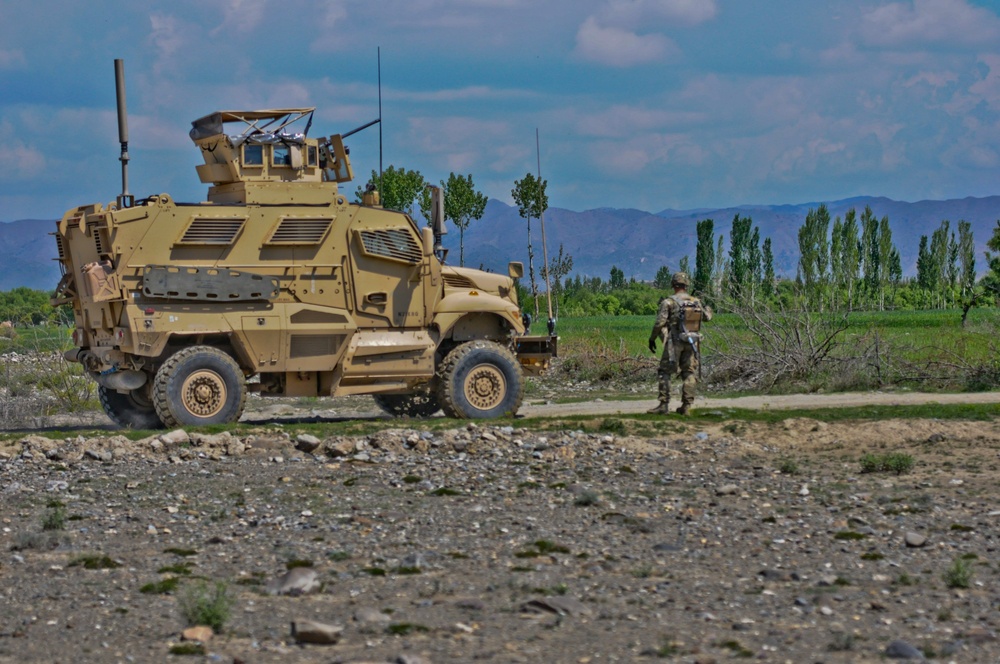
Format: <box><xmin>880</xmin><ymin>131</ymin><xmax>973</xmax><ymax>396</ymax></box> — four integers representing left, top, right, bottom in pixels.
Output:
<box><xmin>671</xmin><ymin>271</ymin><xmax>690</xmax><ymax>288</ymax></box>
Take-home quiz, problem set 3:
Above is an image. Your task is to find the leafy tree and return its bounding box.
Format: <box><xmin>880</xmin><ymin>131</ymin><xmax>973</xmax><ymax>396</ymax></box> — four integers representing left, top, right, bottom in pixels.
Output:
<box><xmin>443</xmin><ymin>172</ymin><xmax>488</xmax><ymax>267</ymax></box>
<box><xmin>679</xmin><ymin>255</ymin><xmax>690</xmax><ymax>278</ymax></box>
<box><xmin>653</xmin><ymin>265</ymin><xmax>673</xmax><ymax>290</ymax></box>
<box><xmin>609</xmin><ymin>266</ymin><xmax>626</xmax><ymax>291</ymax></box>
<box><xmin>357</xmin><ymin>165</ymin><xmax>426</xmax><ymax>215</ymax></box>
<box><xmin>876</xmin><ymin>214</ymin><xmax>896</xmax><ymax>310</ymax></box>
<box><xmin>838</xmin><ymin>208</ymin><xmax>861</xmax><ymax>308</ymax></box>
<box><xmin>728</xmin><ymin>214</ymin><xmax>756</xmax><ymax>302</ymax></box>
<box><xmin>860</xmin><ymin>205</ymin><xmax>880</xmax><ymax>304</ymax></box>
<box><xmin>797</xmin><ymin>204</ymin><xmax>831</xmax><ymax>307</ymax></box>
<box><xmin>512</xmin><ymin>173</ymin><xmax>549</xmax><ymax>318</ymax></box>
<box><xmin>761</xmin><ymin>237</ymin><xmax>775</xmax><ymax>299</ymax></box>
<box><xmin>540</xmin><ymin>244</ymin><xmax>573</xmax><ymax>316</ymax></box>
<box><xmin>694</xmin><ymin>218</ymin><xmax>715</xmax><ymax>297</ymax></box>
<box><xmin>916</xmin><ymin>235</ymin><xmax>934</xmax><ymax>291</ymax></box>
<box><xmin>958</xmin><ymin>220</ymin><xmax>976</xmax><ymax>295</ymax></box>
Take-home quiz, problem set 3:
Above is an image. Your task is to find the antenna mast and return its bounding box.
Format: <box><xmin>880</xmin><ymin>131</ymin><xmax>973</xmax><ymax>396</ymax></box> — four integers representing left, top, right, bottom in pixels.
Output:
<box><xmin>536</xmin><ymin>128</ymin><xmax>554</xmax><ymax>333</ymax></box>
<box><xmin>114</xmin><ymin>59</ymin><xmax>133</xmax><ymax>209</ymax></box>
<box><xmin>378</xmin><ymin>47</ymin><xmax>383</xmax><ymax>181</ymax></box>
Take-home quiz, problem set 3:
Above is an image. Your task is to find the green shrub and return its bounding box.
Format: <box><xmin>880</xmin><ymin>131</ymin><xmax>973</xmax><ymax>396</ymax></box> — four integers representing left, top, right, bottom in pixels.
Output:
<box><xmin>860</xmin><ymin>452</ymin><xmax>915</xmax><ymax>475</ymax></box>
<box><xmin>177</xmin><ymin>581</ymin><xmax>233</xmax><ymax>633</ymax></box>
<box><xmin>943</xmin><ymin>558</ymin><xmax>973</xmax><ymax>589</ymax></box>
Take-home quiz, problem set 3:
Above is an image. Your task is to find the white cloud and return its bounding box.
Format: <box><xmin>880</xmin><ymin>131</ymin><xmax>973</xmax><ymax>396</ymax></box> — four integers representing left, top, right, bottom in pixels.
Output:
<box><xmin>0</xmin><ymin>49</ymin><xmax>25</xmax><ymax>70</ymax></box>
<box><xmin>860</xmin><ymin>0</ymin><xmax>1000</xmax><ymax>47</ymax></box>
<box><xmin>574</xmin><ymin>17</ymin><xmax>676</xmax><ymax>67</ymax></box>
<box><xmin>210</xmin><ymin>0</ymin><xmax>268</xmax><ymax>36</ymax></box>
<box><xmin>600</xmin><ymin>0</ymin><xmax>717</xmax><ymax>28</ymax></box>
<box><xmin>968</xmin><ymin>53</ymin><xmax>1000</xmax><ymax>110</ymax></box>
<box><xmin>149</xmin><ymin>14</ymin><xmax>185</xmax><ymax>59</ymax></box>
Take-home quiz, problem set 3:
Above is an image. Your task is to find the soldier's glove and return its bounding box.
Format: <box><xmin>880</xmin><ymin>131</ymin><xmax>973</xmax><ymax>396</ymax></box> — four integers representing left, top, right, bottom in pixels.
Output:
<box><xmin>648</xmin><ymin>338</ymin><xmax>657</xmax><ymax>354</ymax></box>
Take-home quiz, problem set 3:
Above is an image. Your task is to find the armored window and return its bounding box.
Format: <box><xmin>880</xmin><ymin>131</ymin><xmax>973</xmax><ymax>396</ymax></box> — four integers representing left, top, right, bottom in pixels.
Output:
<box><xmin>307</xmin><ymin>146</ymin><xmax>318</xmax><ymax>167</ymax></box>
<box><xmin>176</xmin><ymin>216</ymin><xmax>247</xmax><ymax>245</ymax></box>
<box><xmin>264</xmin><ymin>217</ymin><xmax>333</xmax><ymax>245</ymax></box>
<box><xmin>273</xmin><ymin>144</ymin><xmax>291</xmax><ymax>167</ymax></box>
<box><xmin>243</xmin><ymin>144</ymin><xmax>263</xmax><ymax>165</ymax></box>
<box><xmin>357</xmin><ymin>228</ymin><xmax>423</xmax><ymax>264</ymax></box>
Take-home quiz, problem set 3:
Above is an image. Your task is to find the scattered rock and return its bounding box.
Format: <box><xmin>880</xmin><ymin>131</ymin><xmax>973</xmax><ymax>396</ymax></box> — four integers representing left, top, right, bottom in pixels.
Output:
<box><xmin>295</xmin><ymin>434</ymin><xmax>322</xmax><ymax>453</ymax></box>
<box><xmin>715</xmin><ymin>484</ymin><xmax>738</xmax><ymax>496</ymax></box>
<box><xmin>266</xmin><ymin>567</ymin><xmax>321</xmax><ymax>596</ymax></box>
<box><xmin>291</xmin><ymin>619</ymin><xmax>343</xmax><ymax>644</ymax></box>
<box><xmin>884</xmin><ymin>639</ymin><xmax>925</xmax><ymax>659</ymax></box>
<box><xmin>181</xmin><ymin>625</ymin><xmax>213</xmax><ymax>643</ymax></box>
<box><xmin>904</xmin><ymin>532</ymin><xmax>927</xmax><ymax>548</ymax></box>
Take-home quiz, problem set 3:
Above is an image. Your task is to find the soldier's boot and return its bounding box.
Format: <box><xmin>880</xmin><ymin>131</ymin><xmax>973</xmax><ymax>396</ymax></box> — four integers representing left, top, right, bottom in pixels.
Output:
<box><xmin>675</xmin><ymin>403</ymin><xmax>691</xmax><ymax>416</ymax></box>
<box><xmin>647</xmin><ymin>401</ymin><xmax>670</xmax><ymax>415</ymax></box>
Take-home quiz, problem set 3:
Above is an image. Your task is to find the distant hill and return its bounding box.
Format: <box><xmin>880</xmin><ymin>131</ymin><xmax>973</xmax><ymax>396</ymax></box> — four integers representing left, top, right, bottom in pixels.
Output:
<box><xmin>457</xmin><ymin>195</ymin><xmax>1000</xmax><ymax>282</ymax></box>
<box><xmin>4</xmin><ymin>196</ymin><xmax>1000</xmax><ymax>291</ymax></box>
<box><xmin>0</xmin><ymin>219</ymin><xmax>60</xmax><ymax>291</ymax></box>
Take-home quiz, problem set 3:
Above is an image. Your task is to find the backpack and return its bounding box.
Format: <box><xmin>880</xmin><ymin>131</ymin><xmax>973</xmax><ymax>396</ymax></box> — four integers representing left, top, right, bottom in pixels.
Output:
<box><xmin>670</xmin><ymin>295</ymin><xmax>704</xmax><ymax>337</ymax></box>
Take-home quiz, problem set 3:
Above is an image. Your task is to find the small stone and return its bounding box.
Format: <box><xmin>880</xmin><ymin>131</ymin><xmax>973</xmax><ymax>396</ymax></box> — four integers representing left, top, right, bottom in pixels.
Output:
<box><xmin>798</xmin><ymin>484</ymin><xmax>810</xmax><ymax>496</ymax></box>
<box><xmin>295</xmin><ymin>434</ymin><xmax>321</xmax><ymax>453</ymax></box>
<box><xmin>326</xmin><ymin>440</ymin><xmax>356</xmax><ymax>458</ymax></box>
<box><xmin>291</xmin><ymin>619</ymin><xmax>343</xmax><ymax>644</ymax></box>
<box><xmin>715</xmin><ymin>484</ymin><xmax>738</xmax><ymax>496</ymax></box>
<box><xmin>160</xmin><ymin>429</ymin><xmax>190</xmax><ymax>445</ymax></box>
<box><xmin>819</xmin><ymin>606</ymin><xmax>834</xmax><ymax>616</ymax></box>
<box><xmin>181</xmin><ymin>625</ymin><xmax>213</xmax><ymax>643</ymax></box>
<box><xmin>266</xmin><ymin>567</ymin><xmax>321</xmax><ymax>596</ymax></box>
<box><xmin>904</xmin><ymin>532</ymin><xmax>927</xmax><ymax>548</ymax></box>
<box><xmin>884</xmin><ymin>639</ymin><xmax>925</xmax><ymax>659</ymax></box>
<box><xmin>521</xmin><ymin>596</ymin><xmax>592</xmax><ymax>617</ymax></box>
<box><xmin>354</xmin><ymin>607</ymin><xmax>391</xmax><ymax>624</ymax></box>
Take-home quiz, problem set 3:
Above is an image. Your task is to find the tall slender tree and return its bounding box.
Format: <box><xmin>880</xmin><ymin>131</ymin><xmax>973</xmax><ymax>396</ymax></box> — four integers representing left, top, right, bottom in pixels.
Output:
<box><xmin>443</xmin><ymin>172</ymin><xmax>488</xmax><ymax>267</ymax></box>
<box><xmin>512</xmin><ymin>173</ymin><xmax>549</xmax><ymax>318</ymax></box>
<box><xmin>958</xmin><ymin>220</ymin><xmax>976</xmax><ymax>296</ymax></box>
<box><xmin>761</xmin><ymin>237</ymin><xmax>775</xmax><ymax>299</ymax></box>
<box><xmin>694</xmin><ymin>219</ymin><xmax>715</xmax><ymax>297</ymax></box>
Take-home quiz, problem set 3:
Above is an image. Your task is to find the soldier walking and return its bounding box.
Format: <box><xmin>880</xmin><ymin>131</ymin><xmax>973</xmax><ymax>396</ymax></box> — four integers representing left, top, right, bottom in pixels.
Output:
<box><xmin>647</xmin><ymin>272</ymin><xmax>711</xmax><ymax>415</ymax></box>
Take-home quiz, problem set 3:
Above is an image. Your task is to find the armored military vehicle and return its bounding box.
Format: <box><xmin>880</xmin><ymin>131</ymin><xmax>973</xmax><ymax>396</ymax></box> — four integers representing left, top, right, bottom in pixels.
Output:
<box><xmin>52</xmin><ymin>61</ymin><xmax>554</xmax><ymax>429</ymax></box>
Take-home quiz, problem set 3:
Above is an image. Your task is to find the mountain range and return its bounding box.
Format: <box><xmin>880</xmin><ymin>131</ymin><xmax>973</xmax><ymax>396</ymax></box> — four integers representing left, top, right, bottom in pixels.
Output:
<box><xmin>3</xmin><ymin>195</ymin><xmax>999</xmax><ymax>291</ymax></box>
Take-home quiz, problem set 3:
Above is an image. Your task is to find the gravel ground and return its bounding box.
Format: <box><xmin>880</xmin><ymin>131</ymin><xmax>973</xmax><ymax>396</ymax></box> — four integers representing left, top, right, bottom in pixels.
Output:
<box><xmin>1</xmin><ymin>410</ymin><xmax>999</xmax><ymax>663</ymax></box>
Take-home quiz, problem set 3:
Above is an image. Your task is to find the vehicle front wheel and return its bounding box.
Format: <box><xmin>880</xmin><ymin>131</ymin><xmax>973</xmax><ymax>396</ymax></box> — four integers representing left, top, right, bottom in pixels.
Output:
<box><xmin>153</xmin><ymin>346</ymin><xmax>247</xmax><ymax>428</ymax></box>
<box><xmin>98</xmin><ymin>383</ymin><xmax>164</xmax><ymax>430</ymax></box>
<box><xmin>436</xmin><ymin>341</ymin><xmax>523</xmax><ymax>419</ymax></box>
<box><xmin>373</xmin><ymin>387</ymin><xmax>441</xmax><ymax>418</ymax></box>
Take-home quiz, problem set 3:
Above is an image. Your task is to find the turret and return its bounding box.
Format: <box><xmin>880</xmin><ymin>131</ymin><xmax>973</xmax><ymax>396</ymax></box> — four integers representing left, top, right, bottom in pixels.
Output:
<box><xmin>188</xmin><ymin>109</ymin><xmax>353</xmax><ymax>205</ymax></box>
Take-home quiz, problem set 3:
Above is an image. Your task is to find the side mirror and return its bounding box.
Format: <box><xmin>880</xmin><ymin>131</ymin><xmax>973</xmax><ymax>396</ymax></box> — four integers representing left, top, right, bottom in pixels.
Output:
<box><xmin>508</xmin><ymin>261</ymin><xmax>524</xmax><ymax>279</ymax></box>
<box><xmin>428</xmin><ymin>185</ymin><xmax>446</xmax><ymax>237</ymax></box>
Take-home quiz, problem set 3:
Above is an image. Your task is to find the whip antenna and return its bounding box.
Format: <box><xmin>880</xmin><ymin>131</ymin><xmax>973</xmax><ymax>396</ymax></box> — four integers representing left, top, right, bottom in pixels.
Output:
<box><xmin>114</xmin><ymin>59</ymin><xmax>133</xmax><ymax>209</ymax></box>
<box><xmin>536</xmin><ymin>128</ymin><xmax>554</xmax><ymax>334</ymax></box>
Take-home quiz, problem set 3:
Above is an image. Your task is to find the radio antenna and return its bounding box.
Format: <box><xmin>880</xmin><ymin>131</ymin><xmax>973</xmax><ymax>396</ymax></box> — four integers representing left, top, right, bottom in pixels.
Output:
<box><xmin>536</xmin><ymin>128</ymin><xmax>554</xmax><ymax>333</ymax></box>
<box><xmin>114</xmin><ymin>59</ymin><xmax>133</xmax><ymax>209</ymax></box>
<box><xmin>378</xmin><ymin>47</ymin><xmax>383</xmax><ymax>181</ymax></box>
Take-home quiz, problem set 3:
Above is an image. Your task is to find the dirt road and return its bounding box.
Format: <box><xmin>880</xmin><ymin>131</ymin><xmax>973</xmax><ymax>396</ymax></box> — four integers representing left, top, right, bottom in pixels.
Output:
<box><xmin>519</xmin><ymin>390</ymin><xmax>1000</xmax><ymax>418</ymax></box>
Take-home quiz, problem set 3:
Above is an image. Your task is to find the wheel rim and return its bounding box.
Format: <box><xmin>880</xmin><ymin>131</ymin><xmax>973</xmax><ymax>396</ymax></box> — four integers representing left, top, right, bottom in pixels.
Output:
<box><xmin>180</xmin><ymin>369</ymin><xmax>227</xmax><ymax>418</ymax></box>
<box><xmin>463</xmin><ymin>364</ymin><xmax>506</xmax><ymax>411</ymax></box>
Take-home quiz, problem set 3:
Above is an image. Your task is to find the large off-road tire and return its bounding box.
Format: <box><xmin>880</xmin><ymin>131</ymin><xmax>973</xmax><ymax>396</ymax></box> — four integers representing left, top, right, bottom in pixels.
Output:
<box><xmin>436</xmin><ymin>340</ymin><xmax>523</xmax><ymax>419</ymax></box>
<box><xmin>153</xmin><ymin>346</ymin><xmax>246</xmax><ymax>428</ymax></box>
<box><xmin>373</xmin><ymin>387</ymin><xmax>441</xmax><ymax>418</ymax></box>
<box><xmin>98</xmin><ymin>383</ymin><xmax>164</xmax><ymax>430</ymax></box>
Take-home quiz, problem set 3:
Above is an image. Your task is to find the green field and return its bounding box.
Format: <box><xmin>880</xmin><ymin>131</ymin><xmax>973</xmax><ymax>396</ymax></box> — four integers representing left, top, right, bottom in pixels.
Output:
<box><xmin>537</xmin><ymin>308</ymin><xmax>1000</xmax><ymax>359</ymax></box>
<box><xmin>531</xmin><ymin>307</ymin><xmax>1000</xmax><ymax>392</ymax></box>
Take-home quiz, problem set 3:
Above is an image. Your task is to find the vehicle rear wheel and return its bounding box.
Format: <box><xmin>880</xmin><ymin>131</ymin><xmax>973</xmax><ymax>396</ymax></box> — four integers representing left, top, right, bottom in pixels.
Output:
<box><xmin>436</xmin><ymin>340</ymin><xmax>523</xmax><ymax>419</ymax></box>
<box><xmin>373</xmin><ymin>387</ymin><xmax>441</xmax><ymax>418</ymax></box>
<box><xmin>153</xmin><ymin>346</ymin><xmax>246</xmax><ymax>428</ymax></box>
<box><xmin>98</xmin><ymin>383</ymin><xmax>164</xmax><ymax>429</ymax></box>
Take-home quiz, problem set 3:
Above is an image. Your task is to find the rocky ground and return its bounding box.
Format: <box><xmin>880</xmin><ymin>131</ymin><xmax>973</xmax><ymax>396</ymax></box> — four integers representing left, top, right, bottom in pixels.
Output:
<box><xmin>1</xmin><ymin>401</ymin><xmax>999</xmax><ymax>663</ymax></box>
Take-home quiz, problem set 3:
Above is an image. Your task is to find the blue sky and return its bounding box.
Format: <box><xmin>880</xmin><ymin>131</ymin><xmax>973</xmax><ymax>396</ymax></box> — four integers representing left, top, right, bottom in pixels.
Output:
<box><xmin>2</xmin><ymin>0</ymin><xmax>1000</xmax><ymax>221</ymax></box>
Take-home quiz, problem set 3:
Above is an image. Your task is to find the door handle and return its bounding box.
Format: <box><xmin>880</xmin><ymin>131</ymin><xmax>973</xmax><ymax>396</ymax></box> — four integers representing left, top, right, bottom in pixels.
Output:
<box><xmin>365</xmin><ymin>291</ymin><xmax>387</xmax><ymax>305</ymax></box>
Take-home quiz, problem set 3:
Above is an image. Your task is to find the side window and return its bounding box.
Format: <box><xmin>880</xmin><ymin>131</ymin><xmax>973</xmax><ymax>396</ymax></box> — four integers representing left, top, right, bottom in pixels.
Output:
<box><xmin>244</xmin><ymin>144</ymin><xmax>264</xmax><ymax>165</ymax></box>
<box><xmin>273</xmin><ymin>145</ymin><xmax>291</xmax><ymax>167</ymax></box>
<box><xmin>307</xmin><ymin>146</ymin><xmax>318</xmax><ymax>167</ymax></box>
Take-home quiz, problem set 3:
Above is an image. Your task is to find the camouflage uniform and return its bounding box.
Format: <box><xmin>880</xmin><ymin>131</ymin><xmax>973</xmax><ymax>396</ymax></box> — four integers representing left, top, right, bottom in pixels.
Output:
<box><xmin>648</xmin><ymin>274</ymin><xmax>711</xmax><ymax>415</ymax></box>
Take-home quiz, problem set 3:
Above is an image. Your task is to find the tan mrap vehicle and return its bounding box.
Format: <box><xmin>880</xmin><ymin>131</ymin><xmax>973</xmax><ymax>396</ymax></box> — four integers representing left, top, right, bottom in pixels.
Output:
<box><xmin>52</xmin><ymin>66</ymin><xmax>554</xmax><ymax>429</ymax></box>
